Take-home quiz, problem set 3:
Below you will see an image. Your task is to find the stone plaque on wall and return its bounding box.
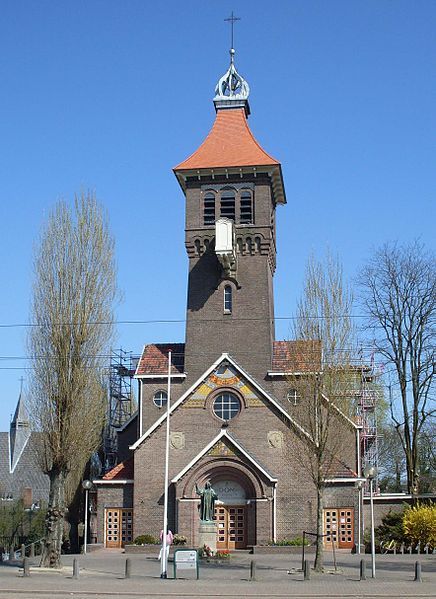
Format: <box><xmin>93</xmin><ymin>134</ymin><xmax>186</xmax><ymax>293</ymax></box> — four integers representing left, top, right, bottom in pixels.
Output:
<box><xmin>267</xmin><ymin>431</ymin><xmax>283</xmax><ymax>448</ymax></box>
<box><xmin>170</xmin><ymin>432</ymin><xmax>185</xmax><ymax>449</ymax></box>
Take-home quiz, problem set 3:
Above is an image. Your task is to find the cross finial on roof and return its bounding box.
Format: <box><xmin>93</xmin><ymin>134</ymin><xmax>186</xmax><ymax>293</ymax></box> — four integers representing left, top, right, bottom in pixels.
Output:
<box><xmin>224</xmin><ymin>11</ymin><xmax>241</xmax><ymax>57</ymax></box>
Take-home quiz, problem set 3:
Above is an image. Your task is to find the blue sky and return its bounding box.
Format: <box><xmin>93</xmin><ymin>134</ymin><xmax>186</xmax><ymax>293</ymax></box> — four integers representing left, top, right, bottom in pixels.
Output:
<box><xmin>0</xmin><ymin>0</ymin><xmax>435</xmax><ymax>430</ymax></box>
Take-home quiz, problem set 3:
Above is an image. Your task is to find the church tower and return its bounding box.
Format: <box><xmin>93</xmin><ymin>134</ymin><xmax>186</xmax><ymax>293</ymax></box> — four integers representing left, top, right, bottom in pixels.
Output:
<box><xmin>96</xmin><ymin>31</ymin><xmax>361</xmax><ymax>554</ymax></box>
<box><xmin>174</xmin><ymin>48</ymin><xmax>286</xmax><ymax>384</ymax></box>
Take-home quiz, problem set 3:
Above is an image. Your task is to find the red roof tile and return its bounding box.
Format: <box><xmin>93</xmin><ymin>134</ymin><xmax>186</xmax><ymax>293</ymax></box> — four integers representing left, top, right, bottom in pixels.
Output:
<box><xmin>174</xmin><ymin>108</ymin><xmax>280</xmax><ymax>171</ymax></box>
<box><xmin>135</xmin><ymin>343</ymin><xmax>185</xmax><ymax>377</ymax></box>
<box><xmin>324</xmin><ymin>453</ymin><xmax>357</xmax><ymax>479</ymax></box>
<box><xmin>103</xmin><ymin>458</ymin><xmax>133</xmax><ymax>481</ymax></box>
<box><xmin>272</xmin><ymin>340</ymin><xmax>322</xmax><ymax>373</ymax></box>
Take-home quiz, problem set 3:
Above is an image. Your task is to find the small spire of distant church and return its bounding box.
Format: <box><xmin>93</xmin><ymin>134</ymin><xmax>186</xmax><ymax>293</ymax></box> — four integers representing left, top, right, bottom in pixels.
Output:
<box><xmin>10</xmin><ymin>389</ymin><xmax>31</xmax><ymax>472</ymax></box>
<box><xmin>214</xmin><ymin>12</ymin><xmax>250</xmax><ymax>115</ymax></box>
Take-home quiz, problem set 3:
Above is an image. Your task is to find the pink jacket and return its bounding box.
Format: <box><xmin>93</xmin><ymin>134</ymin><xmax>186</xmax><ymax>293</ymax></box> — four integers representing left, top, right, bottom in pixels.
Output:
<box><xmin>160</xmin><ymin>530</ymin><xmax>174</xmax><ymax>545</ymax></box>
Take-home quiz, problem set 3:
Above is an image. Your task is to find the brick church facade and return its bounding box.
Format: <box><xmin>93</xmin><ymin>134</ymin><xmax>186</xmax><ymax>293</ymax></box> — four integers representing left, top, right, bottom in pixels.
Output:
<box><xmin>95</xmin><ymin>49</ymin><xmax>361</xmax><ymax>550</ymax></box>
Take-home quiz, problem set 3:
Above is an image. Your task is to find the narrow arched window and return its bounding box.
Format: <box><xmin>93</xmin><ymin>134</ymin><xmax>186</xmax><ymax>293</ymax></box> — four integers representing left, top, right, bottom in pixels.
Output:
<box><xmin>240</xmin><ymin>190</ymin><xmax>253</xmax><ymax>224</ymax></box>
<box><xmin>220</xmin><ymin>189</ymin><xmax>235</xmax><ymax>221</ymax></box>
<box><xmin>224</xmin><ymin>285</ymin><xmax>232</xmax><ymax>313</ymax></box>
<box><xmin>204</xmin><ymin>192</ymin><xmax>215</xmax><ymax>225</ymax></box>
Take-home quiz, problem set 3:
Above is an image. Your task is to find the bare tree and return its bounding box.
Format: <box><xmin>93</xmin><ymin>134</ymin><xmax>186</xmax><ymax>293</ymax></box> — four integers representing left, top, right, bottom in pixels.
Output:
<box><xmin>359</xmin><ymin>241</ymin><xmax>435</xmax><ymax>494</ymax></box>
<box><xmin>377</xmin><ymin>424</ymin><xmax>406</xmax><ymax>492</ymax></box>
<box><xmin>28</xmin><ymin>193</ymin><xmax>117</xmax><ymax>567</ymax></box>
<box><xmin>290</xmin><ymin>253</ymin><xmax>355</xmax><ymax>571</ymax></box>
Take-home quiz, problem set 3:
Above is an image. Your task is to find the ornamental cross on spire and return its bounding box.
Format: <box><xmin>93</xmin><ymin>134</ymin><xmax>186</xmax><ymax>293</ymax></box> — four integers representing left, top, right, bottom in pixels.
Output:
<box><xmin>224</xmin><ymin>11</ymin><xmax>241</xmax><ymax>51</ymax></box>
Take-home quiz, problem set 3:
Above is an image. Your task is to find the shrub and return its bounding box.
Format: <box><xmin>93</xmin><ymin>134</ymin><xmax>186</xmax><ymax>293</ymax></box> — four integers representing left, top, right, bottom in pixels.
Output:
<box><xmin>268</xmin><ymin>537</ymin><xmax>310</xmax><ymax>546</ymax></box>
<box><xmin>133</xmin><ymin>534</ymin><xmax>159</xmax><ymax>545</ymax></box>
<box><xmin>403</xmin><ymin>502</ymin><xmax>436</xmax><ymax>549</ymax></box>
<box><xmin>374</xmin><ymin>510</ymin><xmax>407</xmax><ymax>546</ymax></box>
<box><xmin>173</xmin><ymin>534</ymin><xmax>187</xmax><ymax>546</ymax></box>
<box><xmin>215</xmin><ymin>549</ymin><xmax>230</xmax><ymax>558</ymax></box>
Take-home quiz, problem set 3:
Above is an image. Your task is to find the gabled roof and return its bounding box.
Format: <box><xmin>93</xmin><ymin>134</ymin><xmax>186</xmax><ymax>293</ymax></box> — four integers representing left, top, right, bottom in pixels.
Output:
<box><xmin>135</xmin><ymin>343</ymin><xmax>185</xmax><ymax>378</ymax></box>
<box><xmin>324</xmin><ymin>453</ymin><xmax>357</xmax><ymax>479</ymax></box>
<box><xmin>270</xmin><ymin>340</ymin><xmax>322</xmax><ymax>374</ymax></box>
<box><xmin>0</xmin><ymin>431</ymin><xmax>49</xmax><ymax>503</ymax></box>
<box><xmin>135</xmin><ymin>340</ymin><xmax>322</xmax><ymax>379</ymax></box>
<box><xmin>130</xmin><ymin>352</ymin><xmax>312</xmax><ymax>451</ymax></box>
<box><xmin>174</xmin><ymin>108</ymin><xmax>280</xmax><ymax>171</ymax></box>
<box><xmin>171</xmin><ymin>429</ymin><xmax>277</xmax><ymax>483</ymax></box>
<box><xmin>94</xmin><ymin>458</ymin><xmax>134</xmax><ymax>484</ymax></box>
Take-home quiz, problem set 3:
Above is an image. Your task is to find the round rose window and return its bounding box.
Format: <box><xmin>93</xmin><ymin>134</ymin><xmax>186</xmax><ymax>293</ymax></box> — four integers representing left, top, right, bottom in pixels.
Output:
<box><xmin>213</xmin><ymin>392</ymin><xmax>241</xmax><ymax>421</ymax></box>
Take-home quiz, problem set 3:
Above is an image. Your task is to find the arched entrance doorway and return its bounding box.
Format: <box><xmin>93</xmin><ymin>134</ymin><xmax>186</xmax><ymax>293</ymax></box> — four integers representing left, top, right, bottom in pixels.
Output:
<box><xmin>213</xmin><ymin>479</ymin><xmax>247</xmax><ymax>549</ymax></box>
<box><xmin>179</xmin><ymin>457</ymin><xmax>268</xmax><ymax>550</ymax></box>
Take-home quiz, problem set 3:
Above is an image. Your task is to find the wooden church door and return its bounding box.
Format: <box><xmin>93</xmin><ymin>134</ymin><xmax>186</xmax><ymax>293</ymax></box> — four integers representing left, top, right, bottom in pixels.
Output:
<box><xmin>214</xmin><ymin>505</ymin><xmax>246</xmax><ymax>550</ymax></box>
<box><xmin>105</xmin><ymin>508</ymin><xmax>133</xmax><ymax>548</ymax></box>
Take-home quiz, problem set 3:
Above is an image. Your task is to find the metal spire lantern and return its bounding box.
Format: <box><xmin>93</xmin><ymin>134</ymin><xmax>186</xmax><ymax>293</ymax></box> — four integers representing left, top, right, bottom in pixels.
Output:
<box><xmin>214</xmin><ymin>13</ymin><xmax>250</xmax><ymax>115</ymax></box>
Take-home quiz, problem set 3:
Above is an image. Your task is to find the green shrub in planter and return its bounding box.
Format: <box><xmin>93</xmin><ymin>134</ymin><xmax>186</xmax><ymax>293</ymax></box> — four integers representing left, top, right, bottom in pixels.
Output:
<box><xmin>268</xmin><ymin>537</ymin><xmax>310</xmax><ymax>546</ymax></box>
<box><xmin>173</xmin><ymin>534</ymin><xmax>187</xmax><ymax>546</ymax></box>
<box><xmin>133</xmin><ymin>534</ymin><xmax>159</xmax><ymax>545</ymax></box>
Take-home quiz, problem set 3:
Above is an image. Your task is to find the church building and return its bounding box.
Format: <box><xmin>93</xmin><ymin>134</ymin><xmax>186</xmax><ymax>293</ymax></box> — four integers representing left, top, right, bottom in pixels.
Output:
<box><xmin>95</xmin><ymin>47</ymin><xmax>360</xmax><ymax>551</ymax></box>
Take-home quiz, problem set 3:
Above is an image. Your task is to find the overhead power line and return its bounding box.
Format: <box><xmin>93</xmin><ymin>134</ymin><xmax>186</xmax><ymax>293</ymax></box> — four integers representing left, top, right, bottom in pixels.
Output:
<box><xmin>0</xmin><ymin>314</ymin><xmax>368</xmax><ymax>329</ymax></box>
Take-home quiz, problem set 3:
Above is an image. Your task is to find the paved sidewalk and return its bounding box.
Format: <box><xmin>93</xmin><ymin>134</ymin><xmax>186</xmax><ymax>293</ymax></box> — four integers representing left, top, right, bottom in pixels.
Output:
<box><xmin>0</xmin><ymin>548</ymin><xmax>434</xmax><ymax>598</ymax></box>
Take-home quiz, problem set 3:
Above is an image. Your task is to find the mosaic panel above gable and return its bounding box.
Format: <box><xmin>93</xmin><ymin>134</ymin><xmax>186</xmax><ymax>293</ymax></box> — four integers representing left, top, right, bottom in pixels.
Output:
<box><xmin>182</xmin><ymin>363</ymin><xmax>265</xmax><ymax>408</ymax></box>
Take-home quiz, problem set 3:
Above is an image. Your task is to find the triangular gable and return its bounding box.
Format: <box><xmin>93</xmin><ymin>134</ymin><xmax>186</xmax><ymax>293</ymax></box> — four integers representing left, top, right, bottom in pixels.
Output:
<box><xmin>171</xmin><ymin>430</ymin><xmax>277</xmax><ymax>483</ymax></box>
<box><xmin>130</xmin><ymin>353</ymin><xmax>312</xmax><ymax>450</ymax></box>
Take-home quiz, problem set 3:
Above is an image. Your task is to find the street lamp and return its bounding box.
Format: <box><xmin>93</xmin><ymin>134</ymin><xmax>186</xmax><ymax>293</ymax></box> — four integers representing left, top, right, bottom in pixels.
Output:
<box><xmin>364</xmin><ymin>466</ymin><xmax>377</xmax><ymax>578</ymax></box>
<box><xmin>82</xmin><ymin>480</ymin><xmax>93</xmax><ymax>554</ymax></box>
<box><xmin>356</xmin><ymin>480</ymin><xmax>363</xmax><ymax>555</ymax></box>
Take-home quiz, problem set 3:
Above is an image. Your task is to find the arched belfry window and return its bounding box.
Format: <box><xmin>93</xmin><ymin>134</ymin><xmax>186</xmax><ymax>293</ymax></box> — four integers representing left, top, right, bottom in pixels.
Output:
<box><xmin>224</xmin><ymin>285</ymin><xmax>232</xmax><ymax>313</ymax></box>
<box><xmin>204</xmin><ymin>192</ymin><xmax>215</xmax><ymax>225</ymax></box>
<box><xmin>220</xmin><ymin>189</ymin><xmax>236</xmax><ymax>221</ymax></box>
<box><xmin>240</xmin><ymin>190</ymin><xmax>253</xmax><ymax>224</ymax></box>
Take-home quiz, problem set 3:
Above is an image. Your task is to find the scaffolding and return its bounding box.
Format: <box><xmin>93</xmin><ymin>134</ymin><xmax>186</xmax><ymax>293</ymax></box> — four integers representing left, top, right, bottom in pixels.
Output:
<box><xmin>104</xmin><ymin>349</ymin><xmax>139</xmax><ymax>472</ymax></box>
<box><xmin>355</xmin><ymin>358</ymin><xmax>380</xmax><ymax>491</ymax></box>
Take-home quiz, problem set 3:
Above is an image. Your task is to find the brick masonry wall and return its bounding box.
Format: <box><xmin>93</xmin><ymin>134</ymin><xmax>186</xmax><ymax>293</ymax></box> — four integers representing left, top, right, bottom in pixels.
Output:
<box><xmin>183</xmin><ymin>175</ymin><xmax>276</xmax><ymax>384</ymax></box>
<box><xmin>96</xmin><ymin>485</ymin><xmax>133</xmax><ymax>545</ymax></box>
<box><xmin>132</xmin><ymin>385</ymin><xmax>356</xmax><ymax>545</ymax></box>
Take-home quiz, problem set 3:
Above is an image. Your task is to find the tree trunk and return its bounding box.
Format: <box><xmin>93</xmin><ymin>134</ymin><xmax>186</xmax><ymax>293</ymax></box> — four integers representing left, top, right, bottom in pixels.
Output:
<box><xmin>314</xmin><ymin>484</ymin><xmax>324</xmax><ymax>572</ymax></box>
<box><xmin>40</xmin><ymin>470</ymin><xmax>66</xmax><ymax>568</ymax></box>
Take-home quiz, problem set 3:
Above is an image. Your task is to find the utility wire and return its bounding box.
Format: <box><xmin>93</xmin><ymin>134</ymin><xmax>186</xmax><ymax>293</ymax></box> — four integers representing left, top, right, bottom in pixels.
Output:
<box><xmin>0</xmin><ymin>314</ymin><xmax>368</xmax><ymax>328</ymax></box>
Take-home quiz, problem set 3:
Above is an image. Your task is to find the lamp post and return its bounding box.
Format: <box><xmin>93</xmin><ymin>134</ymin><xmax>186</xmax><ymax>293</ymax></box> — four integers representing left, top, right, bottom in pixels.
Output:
<box><xmin>82</xmin><ymin>480</ymin><xmax>92</xmax><ymax>554</ymax></box>
<box><xmin>364</xmin><ymin>466</ymin><xmax>377</xmax><ymax>578</ymax></box>
<box><xmin>356</xmin><ymin>480</ymin><xmax>363</xmax><ymax>555</ymax></box>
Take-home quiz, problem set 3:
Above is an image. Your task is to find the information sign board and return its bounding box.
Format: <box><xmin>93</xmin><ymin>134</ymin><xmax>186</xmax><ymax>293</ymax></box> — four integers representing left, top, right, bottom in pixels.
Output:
<box><xmin>173</xmin><ymin>549</ymin><xmax>199</xmax><ymax>579</ymax></box>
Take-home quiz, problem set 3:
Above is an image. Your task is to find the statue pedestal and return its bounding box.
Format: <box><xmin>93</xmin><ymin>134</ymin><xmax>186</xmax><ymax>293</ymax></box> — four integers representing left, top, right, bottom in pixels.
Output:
<box><xmin>198</xmin><ymin>521</ymin><xmax>217</xmax><ymax>552</ymax></box>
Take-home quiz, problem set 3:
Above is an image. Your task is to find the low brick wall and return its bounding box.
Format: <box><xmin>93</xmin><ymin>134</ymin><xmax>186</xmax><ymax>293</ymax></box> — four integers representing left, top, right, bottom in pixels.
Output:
<box><xmin>124</xmin><ymin>544</ymin><xmax>174</xmax><ymax>555</ymax></box>
<box><xmin>252</xmin><ymin>545</ymin><xmax>315</xmax><ymax>554</ymax></box>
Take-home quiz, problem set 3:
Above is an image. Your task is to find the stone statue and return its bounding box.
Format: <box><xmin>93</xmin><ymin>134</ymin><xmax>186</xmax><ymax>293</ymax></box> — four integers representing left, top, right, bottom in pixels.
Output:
<box><xmin>195</xmin><ymin>481</ymin><xmax>218</xmax><ymax>521</ymax></box>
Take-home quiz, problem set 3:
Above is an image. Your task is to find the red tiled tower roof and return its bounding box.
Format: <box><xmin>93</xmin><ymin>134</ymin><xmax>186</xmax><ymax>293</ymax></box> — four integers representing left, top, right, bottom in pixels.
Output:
<box><xmin>174</xmin><ymin>108</ymin><xmax>280</xmax><ymax>171</ymax></box>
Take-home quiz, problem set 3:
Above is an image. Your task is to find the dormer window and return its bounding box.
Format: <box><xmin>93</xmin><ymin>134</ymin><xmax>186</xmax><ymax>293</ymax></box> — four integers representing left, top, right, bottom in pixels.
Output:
<box><xmin>240</xmin><ymin>190</ymin><xmax>253</xmax><ymax>224</ymax></box>
<box><xmin>204</xmin><ymin>192</ymin><xmax>215</xmax><ymax>225</ymax></box>
<box><xmin>220</xmin><ymin>189</ymin><xmax>235</xmax><ymax>221</ymax></box>
<box><xmin>224</xmin><ymin>285</ymin><xmax>232</xmax><ymax>313</ymax></box>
